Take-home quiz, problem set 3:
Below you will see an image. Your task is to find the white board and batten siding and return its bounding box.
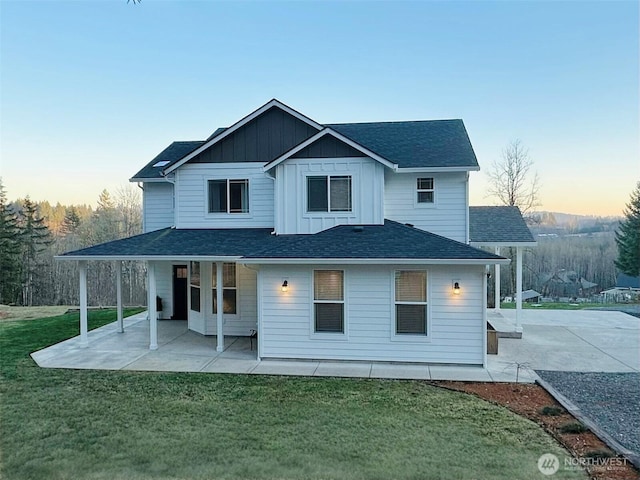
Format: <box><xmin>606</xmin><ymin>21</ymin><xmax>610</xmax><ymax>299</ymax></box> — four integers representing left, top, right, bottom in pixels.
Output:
<box><xmin>384</xmin><ymin>171</ymin><xmax>468</xmax><ymax>243</ymax></box>
<box><xmin>175</xmin><ymin>163</ymin><xmax>274</xmax><ymax>229</ymax></box>
<box><xmin>258</xmin><ymin>264</ymin><xmax>485</xmax><ymax>364</ymax></box>
<box><xmin>186</xmin><ymin>263</ymin><xmax>258</xmax><ymax>337</ymax></box>
<box><xmin>143</xmin><ymin>183</ymin><xmax>175</xmax><ymax>233</ymax></box>
<box><xmin>274</xmin><ymin>157</ymin><xmax>385</xmax><ymax>234</ymax></box>
<box><xmin>152</xmin><ymin>261</ymin><xmax>173</xmax><ymax>320</ymax></box>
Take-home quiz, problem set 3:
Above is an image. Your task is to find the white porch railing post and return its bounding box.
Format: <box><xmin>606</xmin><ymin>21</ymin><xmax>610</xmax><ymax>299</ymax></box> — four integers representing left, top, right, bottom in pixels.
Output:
<box><xmin>116</xmin><ymin>261</ymin><xmax>124</xmax><ymax>333</ymax></box>
<box><xmin>516</xmin><ymin>246</ymin><xmax>523</xmax><ymax>332</ymax></box>
<box><xmin>79</xmin><ymin>261</ymin><xmax>88</xmax><ymax>348</ymax></box>
<box><xmin>216</xmin><ymin>261</ymin><xmax>224</xmax><ymax>352</ymax></box>
<box><xmin>494</xmin><ymin>246</ymin><xmax>501</xmax><ymax>310</ymax></box>
<box><xmin>148</xmin><ymin>261</ymin><xmax>158</xmax><ymax>350</ymax></box>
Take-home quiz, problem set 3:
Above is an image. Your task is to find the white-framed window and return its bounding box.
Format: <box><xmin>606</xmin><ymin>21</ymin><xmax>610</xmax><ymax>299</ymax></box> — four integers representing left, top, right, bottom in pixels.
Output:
<box><xmin>313</xmin><ymin>270</ymin><xmax>345</xmax><ymax>333</ymax></box>
<box><xmin>307</xmin><ymin>175</ymin><xmax>352</xmax><ymax>213</ymax></box>
<box><xmin>190</xmin><ymin>261</ymin><xmax>201</xmax><ymax>312</ymax></box>
<box><xmin>208</xmin><ymin>179</ymin><xmax>249</xmax><ymax>213</ymax></box>
<box><xmin>212</xmin><ymin>263</ymin><xmax>237</xmax><ymax>314</ymax></box>
<box><xmin>395</xmin><ymin>270</ymin><xmax>427</xmax><ymax>335</ymax></box>
<box><xmin>417</xmin><ymin>177</ymin><xmax>434</xmax><ymax>204</ymax></box>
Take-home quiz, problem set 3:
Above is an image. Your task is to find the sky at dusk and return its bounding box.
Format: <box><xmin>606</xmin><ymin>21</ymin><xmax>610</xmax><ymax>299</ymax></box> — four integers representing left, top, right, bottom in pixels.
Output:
<box><xmin>1</xmin><ymin>0</ymin><xmax>638</xmax><ymax>216</ymax></box>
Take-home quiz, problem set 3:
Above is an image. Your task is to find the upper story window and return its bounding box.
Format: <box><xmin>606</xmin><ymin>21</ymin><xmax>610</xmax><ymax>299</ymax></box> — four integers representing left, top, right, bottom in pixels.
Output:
<box><xmin>417</xmin><ymin>177</ymin><xmax>434</xmax><ymax>204</ymax></box>
<box><xmin>208</xmin><ymin>179</ymin><xmax>249</xmax><ymax>214</ymax></box>
<box><xmin>307</xmin><ymin>175</ymin><xmax>352</xmax><ymax>213</ymax></box>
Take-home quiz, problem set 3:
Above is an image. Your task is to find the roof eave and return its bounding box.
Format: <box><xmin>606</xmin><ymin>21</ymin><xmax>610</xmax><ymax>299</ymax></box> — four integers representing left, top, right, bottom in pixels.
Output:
<box><xmin>264</xmin><ymin>128</ymin><xmax>398</xmax><ymax>172</ymax></box>
<box><xmin>240</xmin><ymin>257</ymin><xmax>510</xmax><ymax>265</ymax></box>
<box><xmin>469</xmin><ymin>241</ymin><xmax>537</xmax><ymax>248</ymax></box>
<box><xmin>396</xmin><ymin>166</ymin><xmax>480</xmax><ymax>173</ymax></box>
<box><xmin>56</xmin><ymin>255</ymin><xmax>243</xmax><ymax>262</ymax></box>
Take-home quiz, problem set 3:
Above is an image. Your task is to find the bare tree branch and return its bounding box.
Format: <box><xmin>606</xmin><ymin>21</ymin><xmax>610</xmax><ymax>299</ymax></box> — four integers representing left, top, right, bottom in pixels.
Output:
<box><xmin>486</xmin><ymin>139</ymin><xmax>541</xmax><ymax>216</ymax></box>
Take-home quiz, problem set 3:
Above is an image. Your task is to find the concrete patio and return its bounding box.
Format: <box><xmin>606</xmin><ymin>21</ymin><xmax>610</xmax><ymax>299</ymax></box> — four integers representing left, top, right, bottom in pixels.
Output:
<box><xmin>31</xmin><ymin>308</ymin><xmax>639</xmax><ymax>383</ymax></box>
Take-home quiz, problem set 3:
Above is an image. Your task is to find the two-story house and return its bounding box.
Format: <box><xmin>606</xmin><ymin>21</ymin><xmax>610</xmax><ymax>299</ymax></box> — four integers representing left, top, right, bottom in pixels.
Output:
<box><xmin>61</xmin><ymin>99</ymin><xmax>535</xmax><ymax>366</ymax></box>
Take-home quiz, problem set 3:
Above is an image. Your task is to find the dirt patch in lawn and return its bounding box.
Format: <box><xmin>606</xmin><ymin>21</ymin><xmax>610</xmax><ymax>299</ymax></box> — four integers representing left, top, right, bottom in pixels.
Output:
<box><xmin>436</xmin><ymin>382</ymin><xmax>639</xmax><ymax>480</ymax></box>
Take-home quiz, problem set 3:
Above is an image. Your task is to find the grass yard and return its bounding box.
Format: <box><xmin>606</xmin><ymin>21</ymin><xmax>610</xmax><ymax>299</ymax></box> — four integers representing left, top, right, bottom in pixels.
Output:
<box><xmin>0</xmin><ymin>310</ymin><xmax>585</xmax><ymax>480</ymax></box>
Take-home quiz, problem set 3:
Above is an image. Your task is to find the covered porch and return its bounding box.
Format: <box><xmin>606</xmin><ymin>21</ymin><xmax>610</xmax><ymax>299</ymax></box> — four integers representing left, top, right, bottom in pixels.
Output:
<box><xmin>469</xmin><ymin>206</ymin><xmax>538</xmax><ymax>335</ymax></box>
<box><xmin>31</xmin><ymin>312</ymin><xmax>258</xmax><ymax>372</ymax></box>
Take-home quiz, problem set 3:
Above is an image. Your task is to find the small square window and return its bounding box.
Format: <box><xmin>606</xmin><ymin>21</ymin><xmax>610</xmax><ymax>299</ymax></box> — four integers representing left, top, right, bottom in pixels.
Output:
<box><xmin>417</xmin><ymin>178</ymin><xmax>435</xmax><ymax>204</ymax></box>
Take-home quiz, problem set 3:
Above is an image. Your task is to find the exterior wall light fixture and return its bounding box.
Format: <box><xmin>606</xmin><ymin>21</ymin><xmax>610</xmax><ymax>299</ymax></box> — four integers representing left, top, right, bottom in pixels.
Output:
<box><xmin>281</xmin><ymin>280</ymin><xmax>289</xmax><ymax>292</ymax></box>
<box><xmin>453</xmin><ymin>281</ymin><xmax>461</xmax><ymax>295</ymax></box>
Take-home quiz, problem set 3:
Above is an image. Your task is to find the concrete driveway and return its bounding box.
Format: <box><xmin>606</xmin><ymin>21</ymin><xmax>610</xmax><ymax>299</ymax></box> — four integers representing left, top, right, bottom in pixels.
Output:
<box><xmin>487</xmin><ymin>309</ymin><xmax>639</xmax><ymax>381</ymax></box>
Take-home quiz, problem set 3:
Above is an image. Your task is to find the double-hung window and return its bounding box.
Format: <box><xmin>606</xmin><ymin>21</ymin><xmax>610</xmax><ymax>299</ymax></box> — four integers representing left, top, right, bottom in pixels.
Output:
<box><xmin>417</xmin><ymin>177</ymin><xmax>434</xmax><ymax>204</ymax></box>
<box><xmin>395</xmin><ymin>270</ymin><xmax>427</xmax><ymax>335</ymax></box>
<box><xmin>190</xmin><ymin>261</ymin><xmax>201</xmax><ymax>312</ymax></box>
<box><xmin>313</xmin><ymin>270</ymin><xmax>344</xmax><ymax>333</ymax></box>
<box><xmin>208</xmin><ymin>179</ymin><xmax>249</xmax><ymax>213</ymax></box>
<box><xmin>212</xmin><ymin>263</ymin><xmax>237</xmax><ymax>314</ymax></box>
<box><xmin>307</xmin><ymin>176</ymin><xmax>352</xmax><ymax>212</ymax></box>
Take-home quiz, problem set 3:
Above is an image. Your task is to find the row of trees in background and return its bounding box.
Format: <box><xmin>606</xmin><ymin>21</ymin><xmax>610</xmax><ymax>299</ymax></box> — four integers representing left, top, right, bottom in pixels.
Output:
<box><xmin>485</xmin><ymin>140</ymin><xmax>636</xmax><ymax>302</ymax></box>
<box><xmin>0</xmin><ymin>179</ymin><xmax>146</xmax><ymax>307</ymax></box>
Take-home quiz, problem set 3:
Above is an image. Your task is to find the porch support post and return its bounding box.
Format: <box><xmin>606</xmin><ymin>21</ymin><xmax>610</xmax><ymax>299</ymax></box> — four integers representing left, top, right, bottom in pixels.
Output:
<box><xmin>516</xmin><ymin>246</ymin><xmax>523</xmax><ymax>332</ymax></box>
<box><xmin>494</xmin><ymin>246</ymin><xmax>501</xmax><ymax>310</ymax></box>
<box><xmin>148</xmin><ymin>261</ymin><xmax>158</xmax><ymax>350</ymax></box>
<box><xmin>116</xmin><ymin>261</ymin><xmax>124</xmax><ymax>333</ymax></box>
<box><xmin>216</xmin><ymin>261</ymin><xmax>224</xmax><ymax>352</ymax></box>
<box><xmin>79</xmin><ymin>260</ymin><xmax>88</xmax><ymax>348</ymax></box>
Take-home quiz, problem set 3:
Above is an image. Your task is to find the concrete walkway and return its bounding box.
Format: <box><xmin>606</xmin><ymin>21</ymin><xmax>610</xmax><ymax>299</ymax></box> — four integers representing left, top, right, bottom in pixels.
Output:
<box><xmin>31</xmin><ymin>309</ymin><xmax>639</xmax><ymax>383</ymax></box>
<box><xmin>488</xmin><ymin>308</ymin><xmax>639</xmax><ymax>378</ymax></box>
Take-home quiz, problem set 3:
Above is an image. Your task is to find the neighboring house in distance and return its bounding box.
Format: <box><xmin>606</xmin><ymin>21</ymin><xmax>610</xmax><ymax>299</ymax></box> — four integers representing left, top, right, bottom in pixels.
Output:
<box><xmin>60</xmin><ymin>99</ymin><xmax>536</xmax><ymax>366</ymax></box>
<box><xmin>601</xmin><ymin>273</ymin><xmax>640</xmax><ymax>302</ymax></box>
<box><xmin>540</xmin><ymin>269</ymin><xmax>598</xmax><ymax>300</ymax></box>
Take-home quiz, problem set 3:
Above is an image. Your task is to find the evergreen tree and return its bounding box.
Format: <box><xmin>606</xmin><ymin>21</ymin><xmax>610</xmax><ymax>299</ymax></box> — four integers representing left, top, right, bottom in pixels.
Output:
<box><xmin>17</xmin><ymin>197</ymin><xmax>52</xmax><ymax>306</ymax></box>
<box><xmin>61</xmin><ymin>206</ymin><xmax>81</xmax><ymax>236</ymax></box>
<box><xmin>615</xmin><ymin>182</ymin><xmax>640</xmax><ymax>277</ymax></box>
<box><xmin>0</xmin><ymin>179</ymin><xmax>22</xmax><ymax>304</ymax></box>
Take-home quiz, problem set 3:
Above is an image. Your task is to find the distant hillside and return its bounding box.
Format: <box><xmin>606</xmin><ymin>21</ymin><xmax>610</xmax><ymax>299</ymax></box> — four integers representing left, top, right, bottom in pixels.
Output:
<box><xmin>528</xmin><ymin>211</ymin><xmax>621</xmax><ymax>236</ymax></box>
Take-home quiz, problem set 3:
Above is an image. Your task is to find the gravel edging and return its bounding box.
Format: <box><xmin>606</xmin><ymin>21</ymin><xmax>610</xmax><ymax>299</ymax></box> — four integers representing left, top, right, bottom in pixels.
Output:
<box><xmin>535</xmin><ymin>371</ymin><xmax>640</xmax><ymax>468</ymax></box>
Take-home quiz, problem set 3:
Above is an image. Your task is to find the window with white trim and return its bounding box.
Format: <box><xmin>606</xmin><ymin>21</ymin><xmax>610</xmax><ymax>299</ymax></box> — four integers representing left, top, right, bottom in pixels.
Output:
<box><xmin>417</xmin><ymin>177</ymin><xmax>434</xmax><ymax>204</ymax></box>
<box><xmin>190</xmin><ymin>261</ymin><xmax>201</xmax><ymax>312</ymax></box>
<box><xmin>313</xmin><ymin>270</ymin><xmax>344</xmax><ymax>333</ymax></box>
<box><xmin>395</xmin><ymin>270</ymin><xmax>427</xmax><ymax>335</ymax></box>
<box><xmin>307</xmin><ymin>176</ymin><xmax>352</xmax><ymax>212</ymax></box>
<box><xmin>208</xmin><ymin>179</ymin><xmax>249</xmax><ymax>213</ymax></box>
<box><xmin>212</xmin><ymin>263</ymin><xmax>237</xmax><ymax>314</ymax></box>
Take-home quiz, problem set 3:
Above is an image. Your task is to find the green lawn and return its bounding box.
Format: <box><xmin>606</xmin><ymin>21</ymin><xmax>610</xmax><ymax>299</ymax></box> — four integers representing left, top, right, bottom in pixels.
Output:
<box><xmin>0</xmin><ymin>310</ymin><xmax>585</xmax><ymax>480</ymax></box>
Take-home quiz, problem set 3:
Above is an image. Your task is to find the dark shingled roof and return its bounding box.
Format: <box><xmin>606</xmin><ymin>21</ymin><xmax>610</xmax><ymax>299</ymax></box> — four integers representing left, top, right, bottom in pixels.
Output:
<box><xmin>131</xmin><ymin>141</ymin><xmax>205</xmax><ymax>180</ymax></box>
<box><xmin>469</xmin><ymin>206</ymin><xmax>536</xmax><ymax>244</ymax></box>
<box><xmin>328</xmin><ymin>120</ymin><xmax>479</xmax><ymax>169</ymax></box>
<box><xmin>131</xmin><ymin>111</ymin><xmax>480</xmax><ymax>179</ymax></box>
<box><xmin>616</xmin><ymin>273</ymin><xmax>640</xmax><ymax>289</ymax></box>
<box><xmin>246</xmin><ymin>220</ymin><xmax>504</xmax><ymax>260</ymax></box>
<box><xmin>60</xmin><ymin>228</ymin><xmax>282</xmax><ymax>258</ymax></box>
<box><xmin>61</xmin><ymin>220</ymin><xmax>505</xmax><ymax>262</ymax></box>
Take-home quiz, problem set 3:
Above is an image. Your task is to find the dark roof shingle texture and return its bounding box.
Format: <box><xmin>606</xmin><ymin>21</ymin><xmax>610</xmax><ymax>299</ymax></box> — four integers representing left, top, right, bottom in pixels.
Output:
<box><xmin>469</xmin><ymin>206</ymin><xmax>536</xmax><ymax>244</ymax></box>
<box><xmin>131</xmin><ymin>108</ymin><xmax>480</xmax><ymax>179</ymax></box>
<box><xmin>62</xmin><ymin>220</ymin><xmax>505</xmax><ymax>261</ymax></box>
<box><xmin>131</xmin><ymin>141</ymin><xmax>205</xmax><ymax>180</ymax></box>
<box><xmin>328</xmin><ymin>120</ymin><xmax>479</xmax><ymax>169</ymax></box>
